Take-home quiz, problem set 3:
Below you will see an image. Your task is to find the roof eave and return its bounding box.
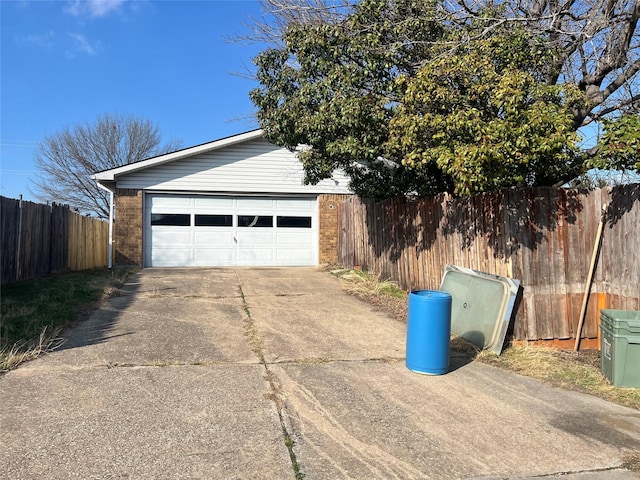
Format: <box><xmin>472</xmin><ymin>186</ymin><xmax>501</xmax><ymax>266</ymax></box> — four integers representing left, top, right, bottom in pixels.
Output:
<box><xmin>92</xmin><ymin>129</ymin><xmax>264</xmax><ymax>181</ymax></box>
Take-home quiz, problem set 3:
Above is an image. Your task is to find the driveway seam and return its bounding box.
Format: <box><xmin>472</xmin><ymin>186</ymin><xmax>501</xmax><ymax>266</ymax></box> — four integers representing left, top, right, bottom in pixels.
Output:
<box><xmin>237</xmin><ymin>278</ymin><xmax>304</xmax><ymax>480</ymax></box>
<box><xmin>266</xmin><ymin>357</ymin><xmax>404</xmax><ymax>365</ymax></box>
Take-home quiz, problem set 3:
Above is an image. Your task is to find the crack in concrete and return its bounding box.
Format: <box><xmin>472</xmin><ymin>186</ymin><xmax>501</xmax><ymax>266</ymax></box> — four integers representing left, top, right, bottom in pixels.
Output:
<box><xmin>19</xmin><ymin>356</ymin><xmax>402</xmax><ymax>375</ymax></box>
<box><xmin>520</xmin><ymin>465</ymin><xmax>635</xmax><ymax>478</ymax></box>
<box><xmin>135</xmin><ymin>293</ymin><xmax>243</xmax><ymax>300</ymax></box>
<box><xmin>101</xmin><ymin>361</ymin><xmax>226</xmax><ymax>369</ymax></box>
<box><xmin>268</xmin><ymin>357</ymin><xmax>404</xmax><ymax>366</ymax></box>
<box><xmin>97</xmin><ymin>355</ymin><xmax>403</xmax><ymax>368</ymax></box>
<box><xmin>237</xmin><ymin>280</ymin><xmax>304</xmax><ymax>480</ymax></box>
<box><xmin>274</xmin><ymin>293</ymin><xmax>312</xmax><ymax>297</ymax></box>
<box><xmin>243</xmin><ymin>293</ymin><xmax>314</xmax><ymax>299</ymax></box>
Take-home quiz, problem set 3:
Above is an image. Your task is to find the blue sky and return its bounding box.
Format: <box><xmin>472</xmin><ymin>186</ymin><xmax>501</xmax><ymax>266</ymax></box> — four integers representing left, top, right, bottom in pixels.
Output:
<box><xmin>1</xmin><ymin>0</ymin><xmax>267</xmax><ymax>201</ymax></box>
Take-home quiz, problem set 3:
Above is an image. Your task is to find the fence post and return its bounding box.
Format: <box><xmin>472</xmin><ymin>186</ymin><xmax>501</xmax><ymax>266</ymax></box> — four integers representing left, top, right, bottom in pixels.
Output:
<box><xmin>48</xmin><ymin>202</ymin><xmax>54</xmax><ymax>274</ymax></box>
<box><xmin>16</xmin><ymin>195</ymin><xmax>23</xmax><ymax>281</ymax></box>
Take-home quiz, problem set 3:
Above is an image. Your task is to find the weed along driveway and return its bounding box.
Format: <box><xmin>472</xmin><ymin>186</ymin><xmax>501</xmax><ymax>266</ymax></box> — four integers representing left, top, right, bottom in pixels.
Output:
<box><xmin>1</xmin><ymin>268</ymin><xmax>639</xmax><ymax>479</ymax></box>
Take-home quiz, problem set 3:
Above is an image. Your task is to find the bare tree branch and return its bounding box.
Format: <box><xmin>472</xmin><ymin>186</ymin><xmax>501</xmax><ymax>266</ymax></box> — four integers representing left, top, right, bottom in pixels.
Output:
<box><xmin>31</xmin><ymin>113</ymin><xmax>181</xmax><ymax>218</ymax></box>
<box><xmin>441</xmin><ymin>0</ymin><xmax>639</xmax><ymax>126</ymax></box>
<box><xmin>244</xmin><ymin>0</ymin><xmax>638</xmax><ymax>128</ymax></box>
<box><xmin>587</xmin><ymin>91</ymin><xmax>640</xmax><ymax>122</ymax></box>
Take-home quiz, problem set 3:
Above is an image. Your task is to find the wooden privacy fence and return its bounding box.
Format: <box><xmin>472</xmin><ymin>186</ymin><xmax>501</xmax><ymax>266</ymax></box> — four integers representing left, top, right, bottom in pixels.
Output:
<box><xmin>338</xmin><ymin>184</ymin><xmax>640</xmax><ymax>345</ymax></box>
<box><xmin>1</xmin><ymin>196</ymin><xmax>109</xmax><ymax>284</ymax></box>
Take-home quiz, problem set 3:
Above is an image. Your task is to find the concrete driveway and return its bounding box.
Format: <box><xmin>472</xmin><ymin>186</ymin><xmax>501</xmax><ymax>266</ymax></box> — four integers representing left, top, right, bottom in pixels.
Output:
<box><xmin>1</xmin><ymin>268</ymin><xmax>639</xmax><ymax>479</ymax></box>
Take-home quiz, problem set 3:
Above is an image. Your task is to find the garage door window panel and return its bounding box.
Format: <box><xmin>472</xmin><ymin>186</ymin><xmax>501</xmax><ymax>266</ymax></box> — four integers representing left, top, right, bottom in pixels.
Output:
<box><xmin>238</xmin><ymin>215</ymin><xmax>273</xmax><ymax>227</ymax></box>
<box><xmin>195</xmin><ymin>214</ymin><xmax>233</xmax><ymax>227</ymax></box>
<box><xmin>151</xmin><ymin>214</ymin><xmax>191</xmax><ymax>226</ymax></box>
<box><xmin>277</xmin><ymin>216</ymin><xmax>312</xmax><ymax>228</ymax></box>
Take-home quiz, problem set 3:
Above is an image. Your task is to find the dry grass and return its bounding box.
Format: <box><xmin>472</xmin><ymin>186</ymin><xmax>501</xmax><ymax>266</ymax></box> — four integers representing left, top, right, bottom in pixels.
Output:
<box><xmin>1</xmin><ymin>268</ymin><xmax>136</xmax><ymax>371</ymax></box>
<box><xmin>0</xmin><ymin>327</ymin><xmax>64</xmax><ymax>371</ymax></box>
<box><xmin>481</xmin><ymin>344</ymin><xmax>640</xmax><ymax>410</ymax></box>
<box><xmin>339</xmin><ymin>269</ymin><xmax>406</xmax><ymax>299</ymax></box>
<box><xmin>333</xmin><ymin>267</ymin><xmax>640</xmax><ymax>411</ymax></box>
<box><xmin>332</xmin><ymin>269</ymin><xmax>409</xmax><ymax>323</ymax></box>
<box><xmin>624</xmin><ymin>451</ymin><xmax>640</xmax><ymax>472</ymax></box>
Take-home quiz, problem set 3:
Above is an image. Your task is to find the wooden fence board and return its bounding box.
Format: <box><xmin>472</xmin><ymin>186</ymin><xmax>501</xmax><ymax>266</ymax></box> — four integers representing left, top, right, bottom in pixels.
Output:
<box><xmin>337</xmin><ymin>185</ymin><xmax>640</xmax><ymax>345</ymax></box>
<box><xmin>1</xmin><ymin>197</ymin><xmax>19</xmax><ymax>284</ymax></box>
<box><xmin>1</xmin><ymin>196</ymin><xmax>108</xmax><ymax>284</ymax></box>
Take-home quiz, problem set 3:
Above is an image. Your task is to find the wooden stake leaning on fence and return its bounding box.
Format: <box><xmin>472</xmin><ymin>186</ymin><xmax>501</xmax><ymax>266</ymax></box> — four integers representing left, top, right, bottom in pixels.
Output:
<box><xmin>574</xmin><ymin>203</ymin><xmax>607</xmax><ymax>352</ymax></box>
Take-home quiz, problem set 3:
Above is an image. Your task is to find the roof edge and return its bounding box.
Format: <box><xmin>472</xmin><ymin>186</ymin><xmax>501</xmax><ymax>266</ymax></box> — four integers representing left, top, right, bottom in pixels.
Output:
<box><xmin>92</xmin><ymin>129</ymin><xmax>264</xmax><ymax>182</ymax></box>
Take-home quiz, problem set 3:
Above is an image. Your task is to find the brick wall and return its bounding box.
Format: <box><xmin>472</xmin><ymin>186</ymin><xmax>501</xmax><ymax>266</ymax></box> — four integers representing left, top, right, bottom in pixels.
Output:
<box><xmin>318</xmin><ymin>194</ymin><xmax>352</xmax><ymax>264</ymax></box>
<box><xmin>114</xmin><ymin>189</ymin><xmax>143</xmax><ymax>266</ymax></box>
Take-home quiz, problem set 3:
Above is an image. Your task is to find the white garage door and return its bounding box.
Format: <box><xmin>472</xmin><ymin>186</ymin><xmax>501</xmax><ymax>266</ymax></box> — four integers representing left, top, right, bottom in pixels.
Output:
<box><xmin>144</xmin><ymin>194</ymin><xmax>318</xmax><ymax>267</ymax></box>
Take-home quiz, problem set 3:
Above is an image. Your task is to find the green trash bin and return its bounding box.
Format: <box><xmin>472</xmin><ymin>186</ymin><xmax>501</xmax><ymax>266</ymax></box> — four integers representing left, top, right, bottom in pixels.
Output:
<box><xmin>600</xmin><ymin>309</ymin><xmax>640</xmax><ymax>388</ymax></box>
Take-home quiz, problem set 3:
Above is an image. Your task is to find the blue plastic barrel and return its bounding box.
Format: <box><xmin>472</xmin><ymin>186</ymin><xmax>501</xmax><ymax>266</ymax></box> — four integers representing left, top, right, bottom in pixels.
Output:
<box><xmin>406</xmin><ymin>290</ymin><xmax>452</xmax><ymax>375</ymax></box>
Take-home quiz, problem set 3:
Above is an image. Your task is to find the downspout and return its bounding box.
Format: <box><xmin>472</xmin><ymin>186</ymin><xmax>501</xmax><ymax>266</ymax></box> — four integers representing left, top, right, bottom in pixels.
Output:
<box><xmin>96</xmin><ymin>182</ymin><xmax>115</xmax><ymax>269</ymax></box>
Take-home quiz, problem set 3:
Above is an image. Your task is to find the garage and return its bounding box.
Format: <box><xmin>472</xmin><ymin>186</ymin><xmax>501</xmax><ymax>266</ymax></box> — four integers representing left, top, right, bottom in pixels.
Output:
<box><xmin>92</xmin><ymin>130</ymin><xmax>351</xmax><ymax>268</ymax></box>
<box><xmin>145</xmin><ymin>194</ymin><xmax>318</xmax><ymax>267</ymax></box>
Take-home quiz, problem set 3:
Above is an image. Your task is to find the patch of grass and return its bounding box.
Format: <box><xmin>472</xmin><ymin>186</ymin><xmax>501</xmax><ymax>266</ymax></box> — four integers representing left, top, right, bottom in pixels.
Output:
<box><xmin>1</xmin><ymin>267</ymin><xmax>135</xmax><ymax>371</ymax></box>
<box><xmin>333</xmin><ymin>267</ymin><xmax>640</xmax><ymax>411</ymax></box>
<box><xmin>0</xmin><ymin>326</ymin><xmax>63</xmax><ymax>371</ymax></box>
<box><xmin>481</xmin><ymin>344</ymin><xmax>640</xmax><ymax>410</ymax></box>
<box><xmin>450</xmin><ymin>335</ymin><xmax>480</xmax><ymax>355</ymax></box>
<box><xmin>332</xmin><ymin>268</ymin><xmax>409</xmax><ymax>324</ymax></box>
<box><xmin>624</xmin><ymin>451</ymin><xmax>640</xmax><ymax>473</ymax></box>
<box><xmin>336</xmin><ymin>269</ymin><xmax>406</xmax><ymax>299</ymax></box>
<box><xmin>284</xmin><ymin>433</ymin><xmax>305</xmax><ymax>480</ymax></box>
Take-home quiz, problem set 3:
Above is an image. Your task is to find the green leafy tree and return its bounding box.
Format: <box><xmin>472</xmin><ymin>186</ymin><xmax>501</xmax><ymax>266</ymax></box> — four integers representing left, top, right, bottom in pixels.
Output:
<box><xmin>437</xmin><ymin>0</ymin><xmax>640</xmax><ymax>130</ymax></box>
<box><xmin>387</xmin><ymin>30</ymin><xmax>584</xmax><ymax>195</ymax></box>
<box><xmin>588</xmin><ymin>115</ymin><xmax>640</xmax><ymax>172</ymax></box>
<box><xmin>439</xmin><ymin>0</ymin><xmax>640</xmax><ymax>185</ymax></box>
<box><xmin>250</xmin><ymin>0</ymin><xmax>639</xmax><ymax>197</ymax></box>
<box><xmin>251</xmin><ymin>0</ymin><xmax>453</xmax><ymax>198</ymax></box>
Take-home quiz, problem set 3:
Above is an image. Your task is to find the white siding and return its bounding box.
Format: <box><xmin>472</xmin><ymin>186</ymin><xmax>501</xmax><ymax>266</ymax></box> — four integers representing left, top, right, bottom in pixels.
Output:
<box><xmin>118</xmin><ymin>138</ymin><xmax>351</xmax><ymax>194</ymax></box>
